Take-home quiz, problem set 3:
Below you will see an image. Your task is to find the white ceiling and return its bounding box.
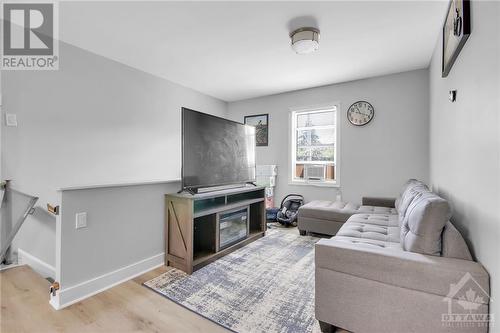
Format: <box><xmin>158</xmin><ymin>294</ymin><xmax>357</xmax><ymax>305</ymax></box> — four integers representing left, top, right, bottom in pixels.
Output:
<box><xmin>60</xmin><ymin>1</ymin><xmax>448</xmax><ymax>102</ymax></box>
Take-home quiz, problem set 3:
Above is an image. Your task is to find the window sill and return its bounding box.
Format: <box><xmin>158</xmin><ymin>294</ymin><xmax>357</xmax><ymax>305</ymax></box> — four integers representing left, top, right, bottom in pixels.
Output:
<box><xmin>288</xmin><ymin>180</ymin><xmax>340</xmax><ymax>188</ymax></box>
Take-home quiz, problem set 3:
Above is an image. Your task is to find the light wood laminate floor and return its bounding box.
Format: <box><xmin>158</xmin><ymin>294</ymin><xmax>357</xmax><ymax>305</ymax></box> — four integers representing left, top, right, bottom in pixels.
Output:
<box><xmin>1</xmin><ymin>265</ymin><xmax>229</xmax><ymax>333</ymax></box>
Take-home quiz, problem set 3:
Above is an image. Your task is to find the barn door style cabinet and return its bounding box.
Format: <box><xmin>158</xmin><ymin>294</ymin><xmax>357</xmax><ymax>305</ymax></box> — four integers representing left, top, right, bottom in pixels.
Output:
<box><xmin>165</xmin><ymin>186</ymin><xmax>266</xmax><ymax>274</ymax></box>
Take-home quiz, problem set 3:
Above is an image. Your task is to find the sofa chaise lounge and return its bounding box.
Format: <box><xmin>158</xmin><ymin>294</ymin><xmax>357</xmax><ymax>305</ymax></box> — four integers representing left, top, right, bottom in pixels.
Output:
<box><xmin>302</xmin><ymin>180</ymin><xmax>490</xmax><ymax>333</ymax></box>
<box><xmin>298</xmin><ymin>196</ymin><xmax>397</xmax><ymax>236</ymax></box>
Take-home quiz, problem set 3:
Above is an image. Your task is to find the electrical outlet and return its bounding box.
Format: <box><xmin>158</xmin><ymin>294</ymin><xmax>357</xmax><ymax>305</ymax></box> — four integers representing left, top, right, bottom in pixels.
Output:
<box><xmin>75</xmin><ymin>212</ymin><xmax>87</xmax><ymax>229</ymax></box>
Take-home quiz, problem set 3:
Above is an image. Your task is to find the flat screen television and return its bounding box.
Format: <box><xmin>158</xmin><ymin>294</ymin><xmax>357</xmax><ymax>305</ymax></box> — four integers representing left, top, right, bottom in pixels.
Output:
<box><xmin>182</xmin><ymin>108</ymin><xmax>256</xmax><ymax>192</ymax></box>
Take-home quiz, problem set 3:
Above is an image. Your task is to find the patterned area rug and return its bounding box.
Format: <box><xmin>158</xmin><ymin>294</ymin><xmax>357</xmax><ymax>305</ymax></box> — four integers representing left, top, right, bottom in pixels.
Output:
<box><xmin>144</xmin><ymin>227</ymin><xmax>321</xmax><ymax>333</ymax></box>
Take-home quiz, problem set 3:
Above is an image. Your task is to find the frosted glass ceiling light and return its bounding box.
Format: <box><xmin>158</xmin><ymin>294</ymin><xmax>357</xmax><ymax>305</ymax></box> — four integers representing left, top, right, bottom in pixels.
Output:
<box><xmin>290</xmin><ymin>27</ymin><xmax>320</xmax><ymax>54</ymax></box>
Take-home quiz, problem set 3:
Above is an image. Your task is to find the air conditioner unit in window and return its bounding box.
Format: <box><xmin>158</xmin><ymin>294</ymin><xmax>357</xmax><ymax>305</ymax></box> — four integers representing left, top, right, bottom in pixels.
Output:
<box><xmin>304</xmin><ymin>164</ymin><xmax>326</xmax><ymax>181</ymax></box>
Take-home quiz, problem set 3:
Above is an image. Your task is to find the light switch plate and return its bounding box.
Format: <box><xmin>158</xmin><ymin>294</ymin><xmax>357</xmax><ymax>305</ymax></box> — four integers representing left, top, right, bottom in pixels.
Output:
<box><xmin>75</xmin><ymin>212</ymin><xmax>87</xmax><ymax>229</ymax></box>
<box><xmin>5</xmin><ymin>114</ymin><xmax>17</xmax><ymax>127</ymax></box>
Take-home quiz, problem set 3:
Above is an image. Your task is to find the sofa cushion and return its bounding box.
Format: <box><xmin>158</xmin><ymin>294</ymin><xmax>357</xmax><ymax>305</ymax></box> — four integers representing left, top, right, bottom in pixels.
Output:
<box><xmin>337</xmin><ymin>213</ymin><xmax>400</xmax><ymax>243</ymax></box>
<box><xmin>298</xmin><ymin>201</ymin><xmax>359</xmax><ymax>222</ymax></box>
<box><xmin>400</xmin><ymin>191</ymin><xmax>451</xmax><ymax>256</ymax></box>
<box><xmin>441</xmin><ymin>221</ymin><xmax>473</xmax><ymax>260</ymax></box>
<box><xmin>395</xmin><ymin>179</ymin><xmax>417</xmax><ymax>211</ymax></box>
<box><xmin>298</xmin><ymin>201</ymin><xmax>397</xmax><ymax>223</ymax></box>
<box><xmin>398</xmin><ymin>184</ymin><xmax>429</xmax><ymax>223</ymax></box>
<box><xmin>331</xmin><ymin>235</ymin><xmax>401</xmax><ymax>250</ymax></box>
<box><xmin>395</xmin><ymin>179</ymin><xmax>428</xmax><ymax>212</ymax></box>
<box><xmin>337</xmin><ymin>225</ymin><xmax>400</xmax><ymax>244</ymax></box>
<box><xmin>346</xmin><ymin>213</ymin><xmax>399</xmax><ymax>227</ymax></box>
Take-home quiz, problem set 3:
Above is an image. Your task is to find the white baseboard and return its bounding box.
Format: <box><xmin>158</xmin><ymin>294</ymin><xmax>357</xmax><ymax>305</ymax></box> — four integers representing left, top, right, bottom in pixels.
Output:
<box><xmin>50</xmin><ymin>252</ymin><xmax>164</xmax><ymax>310</ymax></box>
<box><xmin>17</xmin><ymin>248</ymin><xmax>56</xmax><ymax>279</ymax></box>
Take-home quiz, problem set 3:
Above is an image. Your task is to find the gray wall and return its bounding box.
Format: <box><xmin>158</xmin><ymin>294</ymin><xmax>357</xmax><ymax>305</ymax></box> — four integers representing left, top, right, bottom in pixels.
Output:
<box><xmin>59</xmin><ymin>182</ymin><xmax>179</xmax><ymax>287</ymax></box>
<box><xmin>429</xmin><ymin>1</ymin><xmax>500</xmax><ymax>325</ymax></box>
<box><xmin>1</xmin><ymin>42</ymin><xmax>227</xmax><ymax>267</ymax></box>
<box><xmin>227</xmin><ymin>69</ymin><xmax>430</xmax><ymax>204</ymax></box>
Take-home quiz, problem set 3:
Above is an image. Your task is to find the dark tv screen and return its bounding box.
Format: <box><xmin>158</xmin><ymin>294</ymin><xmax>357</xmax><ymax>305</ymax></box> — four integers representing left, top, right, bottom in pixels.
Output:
<box><xmin>182</xmin><ymin>108</ymin><xmax>256</xmax><ymax>190</ymax></box>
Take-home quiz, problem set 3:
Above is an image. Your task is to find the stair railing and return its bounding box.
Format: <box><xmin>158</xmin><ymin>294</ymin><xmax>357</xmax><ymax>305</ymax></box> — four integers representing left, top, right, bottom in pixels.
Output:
<box><xmin>0</xmin><ymin>180</ymin><xmax>39</xmax><ymax>264</ymax></box>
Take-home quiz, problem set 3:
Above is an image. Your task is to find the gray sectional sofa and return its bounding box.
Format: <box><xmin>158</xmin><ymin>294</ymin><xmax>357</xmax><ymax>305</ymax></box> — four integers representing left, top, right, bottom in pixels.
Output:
<box><xmin>299</xmin><ymin>180</ymin><xmax>491</xmax><ymax>333</ymax></box>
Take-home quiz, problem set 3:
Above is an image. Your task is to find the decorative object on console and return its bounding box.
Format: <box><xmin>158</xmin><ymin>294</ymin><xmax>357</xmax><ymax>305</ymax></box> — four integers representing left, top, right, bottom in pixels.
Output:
<box><xmin>347</xmin><ymin>101</ymin><xmax>374</xmax><ymax>126</ymax></box>
<box><xmin>244</xmin><ymin>114</ymin><xmax>268</xmax><ymax>146</ymax></box>
<box><xmin>442</xmin><ymin>0</ymin><xmax>470</xmax><ymax>78</ymax></box>
<box><xmin>255</xmin><ymin>164</ymin><xmax>277</xmax><ymax>208</ymax></box>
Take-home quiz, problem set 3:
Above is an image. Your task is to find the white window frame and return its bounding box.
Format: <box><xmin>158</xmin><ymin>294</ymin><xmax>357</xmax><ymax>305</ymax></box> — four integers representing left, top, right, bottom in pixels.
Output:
<box><xmin>289</xmin><ymin>103</ymin><xmax>340</xmax><ymax>187</ymax></box>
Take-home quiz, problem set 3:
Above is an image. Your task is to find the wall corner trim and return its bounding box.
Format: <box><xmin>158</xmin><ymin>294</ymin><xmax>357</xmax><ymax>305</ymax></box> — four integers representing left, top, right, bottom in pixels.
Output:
<box><xmin>51</xmin><ymin>252</ymin><xmax>164</xmax><ymax>310</ymax></box>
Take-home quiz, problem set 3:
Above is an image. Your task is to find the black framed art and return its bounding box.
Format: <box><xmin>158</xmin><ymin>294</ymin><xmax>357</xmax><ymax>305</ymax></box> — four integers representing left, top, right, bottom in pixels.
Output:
<box><xmin>244</xmin><ymin>114</ymin><xmax>268</xmax><ymax>146</ymax></box>
<box><xmin>442</xmin><ymin>0</ymin><xmax>471</xmax><ymax>78</ymax></box>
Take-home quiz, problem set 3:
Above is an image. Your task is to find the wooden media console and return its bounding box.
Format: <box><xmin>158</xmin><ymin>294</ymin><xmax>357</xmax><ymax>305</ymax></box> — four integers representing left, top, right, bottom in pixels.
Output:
<box><xmin>165</xmin><ymin>186</ymin><xmax>266</xmax><ymax>274</ymax></box>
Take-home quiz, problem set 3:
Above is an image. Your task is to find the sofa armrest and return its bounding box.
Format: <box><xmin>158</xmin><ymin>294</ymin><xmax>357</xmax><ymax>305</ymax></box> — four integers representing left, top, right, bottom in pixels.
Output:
<box><xmin>361</xmin><ymin>196</ymin><xmax>396</xmax><ymax>208</ymax></box>
<box><xmin>315</xmin><ymin>238</ymin><xmax>489</xmax><ymax>301</ymax></box>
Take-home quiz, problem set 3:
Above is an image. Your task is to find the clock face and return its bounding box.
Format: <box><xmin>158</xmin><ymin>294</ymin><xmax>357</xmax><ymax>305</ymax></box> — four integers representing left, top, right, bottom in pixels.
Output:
<box><xmin>347</xmin><ymin>101</ymin><xmax>374</xmax><ymax>126</ymax></box>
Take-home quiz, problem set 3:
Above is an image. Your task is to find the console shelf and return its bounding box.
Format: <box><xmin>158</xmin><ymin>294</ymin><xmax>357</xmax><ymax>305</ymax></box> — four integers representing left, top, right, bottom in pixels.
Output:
<box><xmin>165</xmin><ymin>186</ymin><xmax>266</xmax><ymax>274</ymax></box>
<box><xmin>194</xmin><ymin>198</ymin><xmax>264</xmax><ymax>218</ymax></box>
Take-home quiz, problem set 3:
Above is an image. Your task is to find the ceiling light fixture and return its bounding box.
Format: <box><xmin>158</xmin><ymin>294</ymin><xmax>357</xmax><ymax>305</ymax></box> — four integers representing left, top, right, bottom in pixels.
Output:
<box><xmin>290</xmin><ymin>27</ymin><xmax>320</xmax><ymax>54</ymax></box>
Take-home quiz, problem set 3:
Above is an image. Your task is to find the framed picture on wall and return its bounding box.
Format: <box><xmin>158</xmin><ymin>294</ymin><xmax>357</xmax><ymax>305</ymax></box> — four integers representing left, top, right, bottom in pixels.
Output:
<box><xmin>244</xmin><ymin>114</ymin><xmax>268</xmax><ymax>146</ymax></box>
<box><xmin>442</xmin><ymin>0</ymin><xmax>471</xmax><ymax>78</ymax></box>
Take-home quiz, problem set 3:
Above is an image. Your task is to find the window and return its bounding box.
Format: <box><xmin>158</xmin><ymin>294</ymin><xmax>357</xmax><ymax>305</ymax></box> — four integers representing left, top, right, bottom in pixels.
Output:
<box><xmin>290</xmin><ymin>106</ymin><xmax>338</xmax><ymax>185</ymax></box>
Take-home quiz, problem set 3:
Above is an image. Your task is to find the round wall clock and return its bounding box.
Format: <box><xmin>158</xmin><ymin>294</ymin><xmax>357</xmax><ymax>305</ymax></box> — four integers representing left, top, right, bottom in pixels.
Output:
<box><xmin>347</xmin><ymin>101</ymin><xmax>374</xmax><ymax>126</ymax></box>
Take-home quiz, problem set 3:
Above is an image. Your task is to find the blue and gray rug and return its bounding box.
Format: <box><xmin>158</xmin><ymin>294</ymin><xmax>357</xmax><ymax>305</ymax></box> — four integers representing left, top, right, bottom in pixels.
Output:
<box><xmin>144</xmin><ymin>227</ymin><xmax>321</xmax><ymax>333</ymax></box>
